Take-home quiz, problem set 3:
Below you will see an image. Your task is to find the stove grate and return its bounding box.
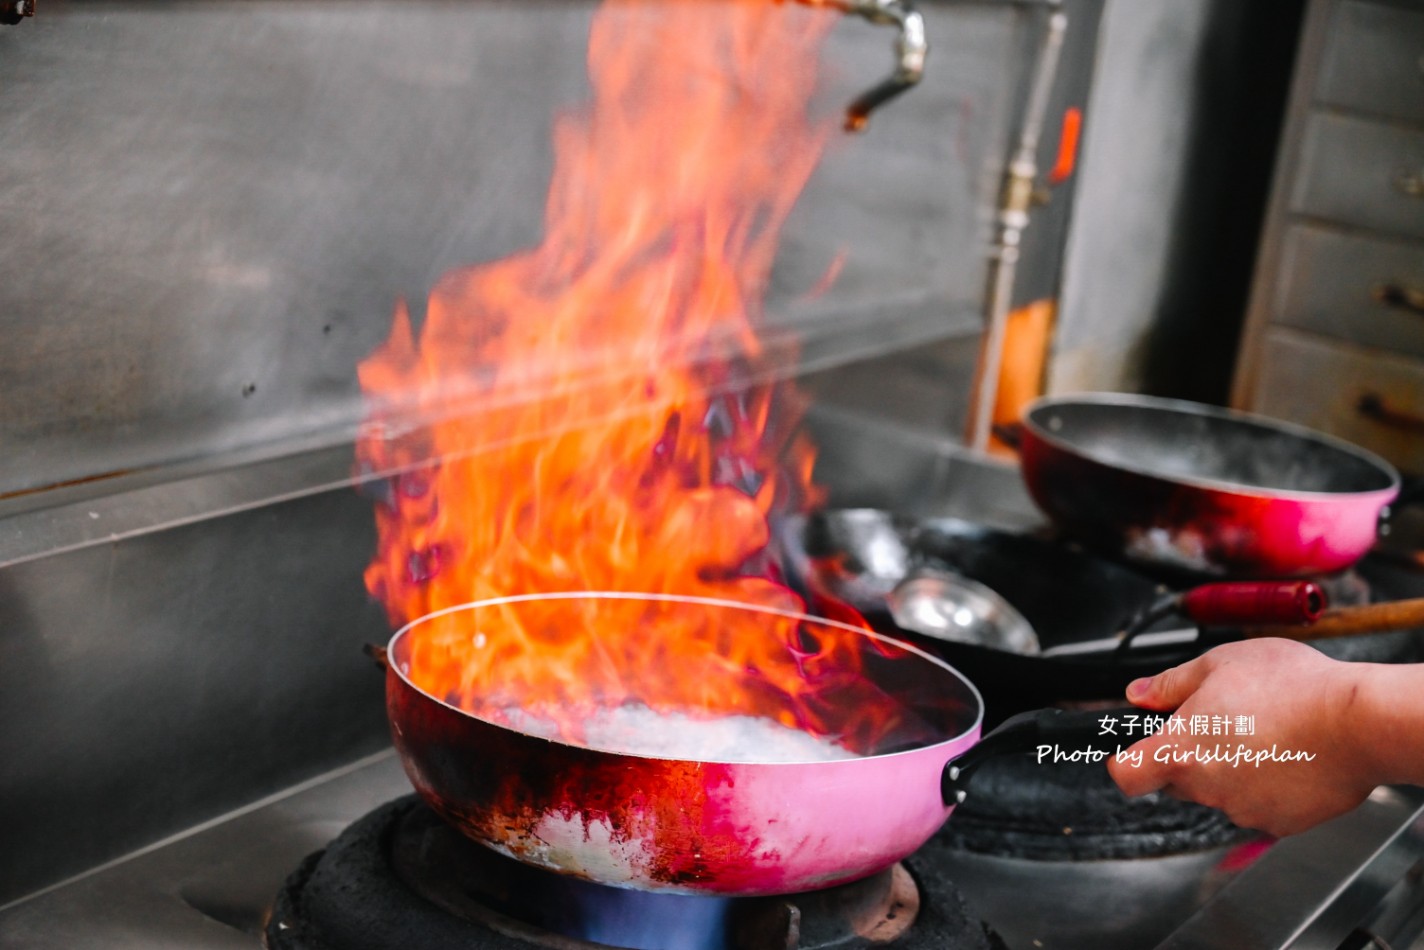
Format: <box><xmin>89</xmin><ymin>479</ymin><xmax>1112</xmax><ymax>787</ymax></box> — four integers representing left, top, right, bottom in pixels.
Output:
<box><xmin>264</xmin><ymin>796</ymin><xmax>1005</xmax><ymax>950</ymax></box>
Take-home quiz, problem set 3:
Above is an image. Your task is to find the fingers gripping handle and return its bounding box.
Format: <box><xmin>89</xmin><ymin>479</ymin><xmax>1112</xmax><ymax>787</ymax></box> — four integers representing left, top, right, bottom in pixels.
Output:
<box><xmin>941</xmin><ymin>707</ymin><xmax>1139</xmax><ymax>806</ymax></box>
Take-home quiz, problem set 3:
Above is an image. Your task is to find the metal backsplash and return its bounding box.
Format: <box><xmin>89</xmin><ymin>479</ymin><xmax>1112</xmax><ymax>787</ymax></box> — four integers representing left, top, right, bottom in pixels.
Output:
<box><xmin>0</xmin><ymin>0</ymin><xmax>1033</xmax><ymax>500</ymax></box>
<box><xmin>0</xmin><ymin>486</ymin><xmax>394</xmax><ymax>904</ymax></box>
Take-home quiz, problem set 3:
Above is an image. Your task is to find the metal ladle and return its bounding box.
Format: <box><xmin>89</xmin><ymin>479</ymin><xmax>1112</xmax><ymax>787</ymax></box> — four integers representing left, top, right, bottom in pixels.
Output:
<box><xmin>885</xmin><ymin>568</ymin><xmax>1041</xmax><ymax>655</ymax></box>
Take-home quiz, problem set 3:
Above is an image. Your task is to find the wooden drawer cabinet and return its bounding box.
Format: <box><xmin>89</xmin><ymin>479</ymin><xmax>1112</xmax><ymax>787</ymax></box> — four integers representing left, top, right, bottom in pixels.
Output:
<box><xmin>1234</xmin><ymin>0</ymin><xmax>1424</xmax><ymax>473</ymax></box>
<box><xmin>1275</xmin><ymin>225</ymin><xmax>1424</xmax><ymax>357</ymax></box>
<box><xmin>1254</xmin><ymin>329</ymin><xmax>1424</xmax><ymax>474</ymax></box>
<box><xmin>1291</xmin><ymin>112</ymin><xmax>1424</xmax><ymax>240</ymax></box>
<box><xmin>1318</xmin><ymin>0</ymin><xmax>1424</xmax><ymax>123</ymax></box>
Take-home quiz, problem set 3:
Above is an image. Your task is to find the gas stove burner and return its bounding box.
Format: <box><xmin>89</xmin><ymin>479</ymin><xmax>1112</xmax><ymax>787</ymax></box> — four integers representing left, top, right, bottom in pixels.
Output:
<box><xmin>933</xmin><ymin>754</ymin><xmax>1256</xmax><ymax>861</ymax></box>
<box><xmin>264</xmin><ymin>796</ymin><xmax>1006</xmax><ymax>950</ymax></box>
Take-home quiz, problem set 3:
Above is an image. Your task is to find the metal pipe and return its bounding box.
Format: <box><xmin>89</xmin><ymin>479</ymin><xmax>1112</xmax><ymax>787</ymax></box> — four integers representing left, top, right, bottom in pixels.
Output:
<box><xmin>807</xmin><ymin>0</ymin><xmax>929</xmax><ymax>132</ymax></box>
<box><xmin>964</xmin><ymin>7</ymin><xmax>1067</xmax><ymax>452</ymax></box>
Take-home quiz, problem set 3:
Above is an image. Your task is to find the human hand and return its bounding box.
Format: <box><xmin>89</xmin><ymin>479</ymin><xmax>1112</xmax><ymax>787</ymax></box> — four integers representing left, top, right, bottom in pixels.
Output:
<box><xmin>1105</xmin><ymin>638</ymin><xmax>1380</xmax><ymax>837</ymax></box>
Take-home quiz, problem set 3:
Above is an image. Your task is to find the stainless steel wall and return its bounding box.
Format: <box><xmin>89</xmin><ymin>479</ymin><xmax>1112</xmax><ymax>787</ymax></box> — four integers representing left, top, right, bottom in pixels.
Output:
<box><xmin>0</xmin><ymin>484</ymin><xmax>393</xmax><ymax>904</ymax></box>
<box><xmin>0</xmin><ymin>0</ymin><xmax>1029</xmax><ymax>499</ymax></box>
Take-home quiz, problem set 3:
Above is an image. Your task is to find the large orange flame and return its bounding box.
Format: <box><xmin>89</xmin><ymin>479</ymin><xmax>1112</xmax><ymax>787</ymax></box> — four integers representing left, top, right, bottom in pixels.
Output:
<box><xmin>357</xmin><ymin>0</ymin><xmax>897</xmax><ymax>746</ymax></box>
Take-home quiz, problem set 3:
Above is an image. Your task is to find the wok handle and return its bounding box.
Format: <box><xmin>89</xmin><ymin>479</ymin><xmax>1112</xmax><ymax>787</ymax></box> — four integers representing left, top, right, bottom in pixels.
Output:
<box><xmin>1237</xmin><ymin>597</ymin><xmax>1424</xmax><ymax>641</ymax></box>
<box><xmin>364</xmin><ymin>643</ymin><xmax>390</xmax><ymax>670</ymax></box>
<box><xmin>941</xmin><ymin>706</ymin><xmax>1144</xmax><ymax>805</ymax></box>
<box><xmin>1119</xmin><ymin>581</ymin><xmax>1325</xmax><ymax>651</ymax></box>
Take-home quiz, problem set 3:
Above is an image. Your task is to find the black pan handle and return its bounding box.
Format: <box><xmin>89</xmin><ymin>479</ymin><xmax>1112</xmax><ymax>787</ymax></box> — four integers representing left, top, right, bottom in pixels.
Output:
<box><xmin>941</xmin><ymin>706</ymin><xmax>1154</xmax><ymax>805</ymax></box>
<box><xmin>364</xmin><ymin>643</ymin><xmax>390</xmax><ymax>671</ymax></box>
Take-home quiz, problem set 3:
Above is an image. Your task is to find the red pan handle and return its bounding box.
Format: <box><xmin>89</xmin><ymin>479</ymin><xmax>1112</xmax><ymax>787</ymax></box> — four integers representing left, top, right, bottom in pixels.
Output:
<box><xmin>1178</xmin><ymin>581</ymin><xmax>1326</xmax><ymax>628</ymax></box>
<box><xmin>1118</xmin><ymin>581</ymin><xmax>1327</xmax><ymax>652</ymax></box>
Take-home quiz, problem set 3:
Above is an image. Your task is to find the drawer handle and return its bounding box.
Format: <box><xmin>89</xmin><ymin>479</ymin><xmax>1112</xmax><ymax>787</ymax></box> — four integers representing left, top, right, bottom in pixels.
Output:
<box><xmin>1372</xmin><ymin>282</ymin><xmax>1424</xmax><ymax>317</ymax></box>
<box><xmin>1398</xmin><ymin>170</ymin><xmax>1424</xmax><ymax>198</ymax></box>
<box><xmin>1358</xmin><ymin>392</ymin><xmax>1424</xmax><ymax>434</ymax></box>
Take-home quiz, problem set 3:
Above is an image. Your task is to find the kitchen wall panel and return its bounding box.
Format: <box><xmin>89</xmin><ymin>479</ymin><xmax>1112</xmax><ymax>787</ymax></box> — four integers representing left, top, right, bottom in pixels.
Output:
<box><xmin>1048</xmin><ymin>0</ymin><xmax>1306</xmax><ymax>402</ymax></box>
<box><xmin>0</xmin><ymin>486</ymin><xmax>392</xmax><ymax>905</ymax></box>
<box><xmin>0</xmin><ymin>0</ymin><xmax>1031</xmax><ymax>499</ymax></box>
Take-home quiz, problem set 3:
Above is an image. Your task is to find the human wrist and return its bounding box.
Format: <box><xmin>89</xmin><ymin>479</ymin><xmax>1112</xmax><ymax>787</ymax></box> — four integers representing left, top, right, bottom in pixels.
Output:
<box><xmin>1331</xmin><ymin>661</ymin><xmax>1410</xmax><ymax>788</ymax></box>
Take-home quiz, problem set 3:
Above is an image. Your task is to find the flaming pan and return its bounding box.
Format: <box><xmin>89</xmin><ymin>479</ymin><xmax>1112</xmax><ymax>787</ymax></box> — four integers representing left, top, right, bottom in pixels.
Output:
<box><xmin>374</xmin><ymin>592</ymin><xmax>1119</xmax><ymax>896</ymax></box>
<box><xmin>1020</xmin><ymin>393</ymin><xmax>1401</xmax><ymax>578</ymax></box>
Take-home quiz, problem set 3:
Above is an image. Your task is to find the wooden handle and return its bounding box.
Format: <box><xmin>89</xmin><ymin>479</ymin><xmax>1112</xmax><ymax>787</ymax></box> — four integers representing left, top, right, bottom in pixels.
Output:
<box><xmin>1243</xmin><ymin>598</ymin><xmax>1424</xmax><ymax>641</ymax></box>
